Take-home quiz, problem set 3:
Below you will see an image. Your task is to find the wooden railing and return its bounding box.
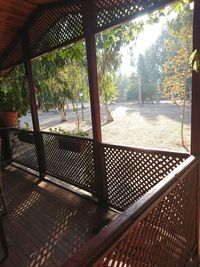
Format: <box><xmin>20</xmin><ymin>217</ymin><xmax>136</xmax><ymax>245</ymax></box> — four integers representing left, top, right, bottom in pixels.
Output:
<box><xmin>62</xmin><ymin>155</ymin><xmax>199</xmax><ymax>267</ymax></box>
<box><xmin>101</xmin><ymin>143</ymin><xmax>188</xmax><ymax>210</ymax></box>
<box><xmin>3</xmin><ymin>128</ymin><xmax>189</xmax><ymax>210</ymax></box>
<box><xmin>1</xmin><ymin>129</ymin><xmax>199</xmax><ymax>266</ymax></box>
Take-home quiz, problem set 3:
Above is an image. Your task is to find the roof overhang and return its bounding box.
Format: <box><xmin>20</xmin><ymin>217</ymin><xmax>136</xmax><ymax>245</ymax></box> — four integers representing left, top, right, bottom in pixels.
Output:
<box><xmin>0</xmin><ymin>0</ymin><xmax>177</xmax><ymax>71</ymax></box>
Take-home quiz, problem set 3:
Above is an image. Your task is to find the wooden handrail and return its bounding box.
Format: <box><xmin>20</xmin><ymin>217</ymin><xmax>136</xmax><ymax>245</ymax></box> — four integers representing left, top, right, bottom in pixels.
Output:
<box><xmin>10</xmin><ymin>128</ymin><xmax>190</xmax><ymax>160</ymax></box>
<box><xmin>10</xmin><ymin>128</ymin><xmax>93</xmax><ymax>141</ymax></box>
<box><xmin>9</xmin><ymin>128</ymin><xmax>189</xmax><ymax>158</ymax></box>
<box><xmin>102</xmin><ymin>142</ymin><xmax>189</xmax><ymax>157</ymax></box>
<box><xmin>40</xmin><ymin>130</ymin><xmax>93</xmax><ymax>142</ymax></box>
<box><xmin>62</xmin><ymin>155</ymin><xmax>199</xmax><ymax>267</ymax></box>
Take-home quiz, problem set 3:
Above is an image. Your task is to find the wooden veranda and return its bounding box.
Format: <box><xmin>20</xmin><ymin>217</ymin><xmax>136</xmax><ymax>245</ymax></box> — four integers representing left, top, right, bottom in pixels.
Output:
<box><xmin>0</xmin><ymin>166</ymin><xmax>117</xmax><ymax>267</ymax></box>
<box><xmin>0</xmin><ymin>0</ymin><xmax>200</xmax><ymax>266</ymax></box>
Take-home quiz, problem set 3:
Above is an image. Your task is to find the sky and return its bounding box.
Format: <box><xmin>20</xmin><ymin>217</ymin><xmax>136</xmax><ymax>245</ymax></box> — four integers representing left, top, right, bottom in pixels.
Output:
<box><xmin>120</xmin><ymin>17</ymin><xmax>166</xmax><ymax>76</ymax></box>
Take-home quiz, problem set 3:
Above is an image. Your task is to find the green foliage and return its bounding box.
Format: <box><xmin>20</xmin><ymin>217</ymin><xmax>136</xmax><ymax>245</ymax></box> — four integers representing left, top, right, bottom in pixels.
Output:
<box><xmin>162</xmin><ymin>2</ymin><xmax>193</xmax><ymax>102</ymax></box>
<box><xmin>137</xmin><ymin>54</ymin><xmax>155</xmax><ymax>102</ymax></box>
<box><xmin>117</xmin><ymin>74</ymin><xmax>129</xmax><ymax>98</ymax></box>
<box><xmin>126</xmin><ymin>84</ymin><xmax>138</xmax><ymax>101</ymax></box>
<box><xmin>190</xmin><ymin>49</ymin><xmax>200</xmax><ymax>73</ymax></box>
<box><xmin>126</xmin><ymin>74</ymin><xmax>139</xmax><ymax>101</ymax></box>
<box><xmin>143</xmin><ymin>31</ymin><xmax>170</xmax><ymax>92</ymax></box>
<box><xmin>0</xmin><ymin>88</ymin><xmax>22</xmax><ymax>112</ymax></box>
<box><xmin>96</xmin><ymin>20</ymin><xmax>144</xmax><ymax>105</ymax></box>
<box><xmin>23</xmin><ymin>122</ymin><xmax>32</xmax><ymax>131</ymax></box>
<box><xmin>49</xmin><ymin>127</ymin><xmax>88</xmax><ymax>137</ymax></box>
<box><xmin>32</xmin><ymin>18</ymin><xmax>144</xmax><ymax>120</ymax></box>
<box><xmin>96</xmin><ymin>21</ymin><xmax>144</xmax><ymax>53</ymax></box>
<box><xmin>32</xmin><ymin>40</ymin><xmax>89</xmax><ymax>113</ymax></box>
<box><xmin>0</xmin><ymin>65</ymin><xmax>29</xmax><ymax>116</ymax></box>
<box><xmin>100</xmin><ymin>73</ymin><xmax>118</xmax><ymax>103</ymax></box>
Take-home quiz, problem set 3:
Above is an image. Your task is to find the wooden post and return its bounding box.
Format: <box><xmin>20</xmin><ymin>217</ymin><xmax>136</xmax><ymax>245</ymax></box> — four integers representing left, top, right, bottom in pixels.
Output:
<box><xmin>197</xmin><ymin>165</ymin><xmax>200</xmax><ymax>264</ymax></box>
<box><xmin>191</xmin><ymin>0</ymin><xmax>200</xmax><ymax>155</ymax></box>
<box><xmin>22</xmin><ymin>35</ymin><xmax>45</xmax><ymax>179</ymax></box>
<box><xmin>23</xmin><ymin>60</ymin><xmax>39</xmax><ymax>131</ymax></box>
<box><xmin>192</xmin><ymin>0</ymin><xmax>200</xmax><ymax>264</ymax></box>
<box><xmin>82</xmin><ymin>0</ymin><xmax>108</xmax><ymax>206</ymax></box>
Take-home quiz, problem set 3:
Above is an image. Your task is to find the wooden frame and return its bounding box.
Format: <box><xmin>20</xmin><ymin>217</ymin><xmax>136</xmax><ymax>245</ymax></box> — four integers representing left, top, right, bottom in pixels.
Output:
<box><xmin>1</xmin><ymin>0</ymin><xmax>200</xmax><ymax>265</ymax></box>
<box><xmin>62</xmin><ymin>155</ymin><xmax>199</xmax><ymax>267</ymax></box>
<box><xmin>82</xmin><ymin>0</ymin><xmax>108</xmax><ymax>206</ymax></box>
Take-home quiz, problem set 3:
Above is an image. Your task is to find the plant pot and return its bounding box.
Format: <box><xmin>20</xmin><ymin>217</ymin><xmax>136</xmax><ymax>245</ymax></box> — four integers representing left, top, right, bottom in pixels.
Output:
<box><xmin>0</xmin><ymin>111</ymin><xmax>18</xmax><ymax>127</ymax></box>
<box><xmin>18</xmin><ymin>132</ymin><xmax>35</xmax><ymax>144</ymax></box>
<box><xmin>58</xmin><ymin>139</ymin><xmax>83</xmax><ymax>153</ymax></box>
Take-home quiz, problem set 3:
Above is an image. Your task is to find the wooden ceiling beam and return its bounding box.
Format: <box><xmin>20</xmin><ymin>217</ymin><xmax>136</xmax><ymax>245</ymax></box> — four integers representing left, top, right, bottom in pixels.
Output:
<box><xmin>0</xmin><ymin>0</ymin><xmax>36</xmax><ymax>10</ymax></box>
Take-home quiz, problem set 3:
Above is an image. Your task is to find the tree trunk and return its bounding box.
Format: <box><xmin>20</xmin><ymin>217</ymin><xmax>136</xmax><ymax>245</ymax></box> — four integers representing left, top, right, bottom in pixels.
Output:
<box><xmin>60</xmin><ymin>102</ymin><xmax>67</xmax><ymax>122</ymax></box>
<box><xmin>138</xmin><ymin>75</ymin><xmax>142</xmax><ymax>105</ymax></box>
<box><xmin>44</xmin><ymin>102</ymin><xmax>49</xmax><ymax>112</ymax></box>
<box><xmin>156</xmin><ymin>83</ymin><xmax>160</xmax><ymax>104</ymax></box>
<box><xmin>76</xmin><ymin>108</ymin><xmax>80</xmax><ymax>133</ymax></box>
<box><xmin>99</xmin><ymin>95</ymin><xmax>113</xmax><ymax>122</ymax></box>
<box><xmin>171</xmin><ymin>92</ymin><xmax>177</xmax><ymax>104</ymax></box>
<box><xmin>180</xmin><ymin>92</ymin><xmax>188</xmax><ymax>151</ymax></box>
<box><xmin>72</xmin><ymin>101</ymin><xmax>80</xmax><ymax>132</ymax></box>
<box><xmin>61</xmin><ymin>109</ymin><xmax>67</xmax><ymax>121</ymax></box>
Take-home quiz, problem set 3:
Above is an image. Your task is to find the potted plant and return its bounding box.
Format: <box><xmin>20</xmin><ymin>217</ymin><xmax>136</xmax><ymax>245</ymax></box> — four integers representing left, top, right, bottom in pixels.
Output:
<box><xmin>49</xmin><ymin>127</ymin><xmax>89</xmax><ymax>153</ymax></box>
<box><xmin>18</xmin><ymin>123</ymin><xmax>35</xmax><ymax>144</ymax></box>
<box><xmin>0</xmin><ymin>67</ymin><xmax>29</xmax><ymax>127</ymax></box>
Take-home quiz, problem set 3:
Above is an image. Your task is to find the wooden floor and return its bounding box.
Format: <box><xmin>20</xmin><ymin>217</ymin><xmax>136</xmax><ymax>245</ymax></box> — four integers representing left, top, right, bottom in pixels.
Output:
<box><xmin>0</xmin><ymin>166</ymin><xmax>117</xmax><ymax>267</ymax></box>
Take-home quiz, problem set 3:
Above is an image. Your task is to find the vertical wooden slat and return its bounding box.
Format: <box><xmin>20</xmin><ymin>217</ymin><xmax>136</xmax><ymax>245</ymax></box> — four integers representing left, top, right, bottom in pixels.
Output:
<box><xmin>0</xmin><ymin>128</ymin><xmax>12</xmax><ymax>166</ymax></box>
<box><xmin>197</xmin><ymin>165</ymin><xmax>200</xmax><ymax>262</ymax></box>
<box><xmin>22</xmin><ymin>35</ymin><xmax>45</xmax><ymax>179</ymax></box>
<box><xmin>191</xmin><ymin>0</ymin><xmax>200</xmax><ymax>154</ymax></box>
<box><xmin>23</xmin><ymin>59</ymin><xmax>39</xmax><ymax>132</ymax></box>
<box><xmin>82</xmin><ymin>0</ymin><xmax>108</xmax><ymax>206</ymax></box>
<box><xmin>192</xmin><ymin>1</ymin><xmax>200</xmax><ymax>264</ymax></box>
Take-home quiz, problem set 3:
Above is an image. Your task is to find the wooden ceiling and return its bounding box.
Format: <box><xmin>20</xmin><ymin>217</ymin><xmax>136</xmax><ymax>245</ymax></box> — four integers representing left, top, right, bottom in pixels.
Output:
<box><xmin>0</xmin><ymin>0</ymin><xmax>60</xmax><ymax>59</ymax></box>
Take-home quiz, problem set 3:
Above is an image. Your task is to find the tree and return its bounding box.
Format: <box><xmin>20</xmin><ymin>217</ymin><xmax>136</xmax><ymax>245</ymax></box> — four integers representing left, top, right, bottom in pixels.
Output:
<box><xmin>117</xmin><ymin>73</ymin><xmax>129</xmax><ymax>99</ymax></box>
<box><xmin>137</xmin><ymin>54</ymin><xmax>155</xmax><ymax>103</ymax></box>
<box><xmin>32</xmin><ymin>41</ymin><xmax>88</xmax><ymax>123</ymax></box>
<box><xmin>58</xmin><ymin>63</ymin><xmax>83</xmax><ymax>131</ymax></box>
<box><xmin>32</xmin><ymin>18</ymin><xmax>145</xmax><ymax>124</ymax></box>
<box><xmin>0</xmin><ymin>64</ymin><xmax>29</xmax><ymax>118</ymax></box>
<box><xmin>144</xmin><ymin>31</ymin><xmax>171</xmax><ymax>102</ymax></box>
<box><xmin>162</xmin><ymin>2</ymin><xmax>192</xmax><ymax>149</ymax></box>
<box><xmin>96</xmin><ymin>20</ymin><xmax>144</xmax><ymax>121</ymax></box>
<box><xmin>126</xmin><ymin>73</ymin><xmax>139</xmax><ymax>102</ymax></box>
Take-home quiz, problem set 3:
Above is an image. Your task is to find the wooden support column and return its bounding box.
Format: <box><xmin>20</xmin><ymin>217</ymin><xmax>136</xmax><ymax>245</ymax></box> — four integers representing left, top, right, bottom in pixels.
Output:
<box><xmin>197</xmin><ymin>164</ymin><xmax>200</xmax><ymax>263</ymax></box>
<box><xmin>22</xmin><ymin>35</ymin><xmax>45</xmax><ymax>179</ymax></box>
<box><xmin>82</xmin><ymin>0</ymin><xmax>108</xmax><ymax>206</ymax></box>
<box><xmin>24</xmin><ymin>60</ymin><xmax>40</xmax><ymax>132</ymax></box>
<box><xmin>192</xmin><ymin>1</ymin><xmax>200</xmax><ymax>263</ymax></box>
<box><xmin>191</xmin><ymin>0</ymin><xmax>200</xmax><ymax>155</ymax></box>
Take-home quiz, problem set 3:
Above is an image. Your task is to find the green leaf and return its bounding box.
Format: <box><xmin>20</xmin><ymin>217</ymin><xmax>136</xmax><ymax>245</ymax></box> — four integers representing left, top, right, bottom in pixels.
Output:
<box><xmin>190</xmin><ymin>49</ymin><xmax>200</xmax><ymax>73</ymax></box>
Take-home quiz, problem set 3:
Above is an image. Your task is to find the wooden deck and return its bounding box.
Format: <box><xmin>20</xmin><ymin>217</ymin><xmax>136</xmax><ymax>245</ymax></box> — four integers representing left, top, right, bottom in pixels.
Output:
<box><xmin>0</xmin><ymin>166</ymin><xmax>117</xmax><ymax>267</ymax></box>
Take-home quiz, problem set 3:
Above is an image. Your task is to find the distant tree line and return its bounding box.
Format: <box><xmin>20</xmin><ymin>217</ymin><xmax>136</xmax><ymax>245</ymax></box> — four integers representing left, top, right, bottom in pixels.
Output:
<box><xmin>117</xmin><ymin>1</ymin><xmax>193</xmax><ymax>107</ymax></box>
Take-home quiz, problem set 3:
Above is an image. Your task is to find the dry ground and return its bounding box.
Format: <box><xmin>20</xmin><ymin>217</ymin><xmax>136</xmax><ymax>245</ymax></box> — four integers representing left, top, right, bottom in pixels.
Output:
<box><xmin>102</xmin><ymin>102</ymin><xmax>191</xmax><ymax>152</ymax></box>
<box><xmin>20</xmin><ymin>101</ymin><xmax>191</xmax><ymax>152</ymax></box>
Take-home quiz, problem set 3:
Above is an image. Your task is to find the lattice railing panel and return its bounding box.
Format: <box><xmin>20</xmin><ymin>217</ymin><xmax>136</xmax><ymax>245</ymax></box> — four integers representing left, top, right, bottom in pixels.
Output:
<box><xmin>103</xmin><ymin>144</ymin><xmax>188</xmax><ymax>210</ymax></box>
<box><xmin>0</xmin><ymin>0</ymin><xmax>177</xmax><ymax>71</ymax></box>
<box><xmin>29</xmin><ymin>1</ymin><xmax>83</xmax><ymax>58</ymax></box>
<box><xmin>9</xmin><ymin>129</ymin><xmax>38</xmax><ymax>171</ymax></box>
<box><xmin>42</xmin><ymin>132</ymin><xmax>95</xmax><ymax>193</ymax></box>
<box><xmin>96</xmin><ymin>0</ymin><xmax>174</xmax><ymax>32</ymax></box>
<box><xmin>94</xmin><ymin>165</ymin><xmax>197</xmax><ymax>267</ymax></box>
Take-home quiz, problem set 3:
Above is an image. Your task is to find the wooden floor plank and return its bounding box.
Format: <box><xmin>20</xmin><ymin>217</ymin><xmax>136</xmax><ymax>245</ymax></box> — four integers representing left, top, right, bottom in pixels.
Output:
<box><xmin>0</xmin><ymin>166</ymin><xmax>118</xmax><ymax>267</ymax></box>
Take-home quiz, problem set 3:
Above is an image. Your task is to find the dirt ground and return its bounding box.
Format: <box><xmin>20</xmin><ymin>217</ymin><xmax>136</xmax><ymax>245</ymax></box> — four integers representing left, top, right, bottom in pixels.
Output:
<box><xmin>102</xmin><ymin>102</ymin><xmax>191</xmax><ymax>152</ymax></box>
<box><xmin>20</xmin><ymin>101</ymin><xmax>191</xmax><ymax>152</ymax></box>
